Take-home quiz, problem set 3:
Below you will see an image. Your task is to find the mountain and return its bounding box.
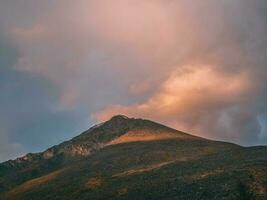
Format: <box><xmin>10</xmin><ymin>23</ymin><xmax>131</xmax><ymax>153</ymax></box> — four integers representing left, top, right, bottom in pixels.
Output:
<box><xmin>0</xmin><ymin>115</ymin><xmax>267</xmax><ymax>200</ymax></box>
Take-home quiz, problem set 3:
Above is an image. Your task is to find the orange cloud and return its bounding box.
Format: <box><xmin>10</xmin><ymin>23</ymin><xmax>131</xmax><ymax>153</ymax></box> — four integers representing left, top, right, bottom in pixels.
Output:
<box><xmin>93</xmin><ymin>65</ymin><xmax>251</xmax><ymax>142</ymax></box>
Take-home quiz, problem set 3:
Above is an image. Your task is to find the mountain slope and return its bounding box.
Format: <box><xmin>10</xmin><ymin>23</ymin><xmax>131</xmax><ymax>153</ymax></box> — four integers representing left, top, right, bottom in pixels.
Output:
<box><xmin>0</xmin><ymin>115</ymin><xmax>267</xmax><ymax>200</ymax></box>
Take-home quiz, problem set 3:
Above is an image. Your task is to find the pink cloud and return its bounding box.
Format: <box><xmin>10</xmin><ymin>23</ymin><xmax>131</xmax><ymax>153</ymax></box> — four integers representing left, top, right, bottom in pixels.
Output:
<box><xmin>93</xmin><ymin>64</ymin><xmax>252</xmax><ymax>143</ymax></box>
<box><xmin>8</xmin><ymin>0</ymin><xmax>267</xmax><ymax>145</ymax></box>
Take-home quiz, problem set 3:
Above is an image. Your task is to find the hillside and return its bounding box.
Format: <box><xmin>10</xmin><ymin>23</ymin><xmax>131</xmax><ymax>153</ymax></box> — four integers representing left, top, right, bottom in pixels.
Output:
<box><xmin>0</xmin><ymin>115</ymin><xmax>267</xmax><ymax>200</ymax></box>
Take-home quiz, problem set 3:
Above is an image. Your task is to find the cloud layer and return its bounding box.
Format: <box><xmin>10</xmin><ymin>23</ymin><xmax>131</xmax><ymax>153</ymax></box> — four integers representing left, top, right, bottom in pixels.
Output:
<box><xmin>1</xmin><ymin>0</ymin><xmax>267</xmax><ymax>161</ymax></box>
<box><xmin>94</xmin><ymin>64</ymin><xmax>257</xmax><ymax>143</ymax></box>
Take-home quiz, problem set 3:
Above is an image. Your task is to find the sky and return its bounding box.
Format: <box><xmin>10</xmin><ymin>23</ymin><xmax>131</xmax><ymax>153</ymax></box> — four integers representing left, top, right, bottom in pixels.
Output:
<box><xmin>1</xmin><ymin>0</ymin><xmax>267</xmax><ymax>161</ymax></box>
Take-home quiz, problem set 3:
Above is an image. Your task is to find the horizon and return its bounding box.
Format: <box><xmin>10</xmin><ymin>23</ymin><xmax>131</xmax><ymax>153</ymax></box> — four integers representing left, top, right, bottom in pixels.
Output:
<box><xmin>1</xmin><ymin>0</ymin><xmax>267</xmax><ymax>162</ymax></box>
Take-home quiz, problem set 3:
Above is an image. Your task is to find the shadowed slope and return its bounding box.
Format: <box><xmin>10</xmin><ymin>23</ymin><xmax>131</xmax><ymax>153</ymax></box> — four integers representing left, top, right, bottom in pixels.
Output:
<box><xmin>0</xmin><ymin>115</ymin><xmax>267</xmax><ymax>200</ymax></box>
<box><xmin>0</xmin><ymin>115</ymin><xmax>198</xmax><ymax>192</ymax></box>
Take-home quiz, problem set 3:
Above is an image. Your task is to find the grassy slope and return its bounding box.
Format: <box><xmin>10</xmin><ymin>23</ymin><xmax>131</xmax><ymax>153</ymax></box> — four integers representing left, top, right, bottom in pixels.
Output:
<box><xmin>1</xmin><ymin>140</ymin><xmax>267</xmax><ymax>200</ymax></box>
<box><xmin>0</xmin><ymin>116</ymin><xmax>194</xmax><ymax>192</ymax></box>
<box><xmin>0</xmin><ymin>116</ymin><xmax>267</xmax><ymax>200</ymax></box>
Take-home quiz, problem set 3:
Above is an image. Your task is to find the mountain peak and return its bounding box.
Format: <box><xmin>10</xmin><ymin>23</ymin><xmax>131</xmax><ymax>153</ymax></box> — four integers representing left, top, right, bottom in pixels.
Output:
<box><xmin>104</xmin><ymin>115</ymin><xmax>131</xmax><ymax>126</ymax></box>
<box><xmin>1</xmin><ymin>116</ymin><xmax>267</xmax><ymax>200</ymax></box>
<box><xmin>1</xmin><ymin>116</ymin><xmax>197</xmax><ymax>173</ymax></box>
<box><xmin>110</xmin><ymin>115</ymin><xmax>130</xmax><ymax>120</ymax></box>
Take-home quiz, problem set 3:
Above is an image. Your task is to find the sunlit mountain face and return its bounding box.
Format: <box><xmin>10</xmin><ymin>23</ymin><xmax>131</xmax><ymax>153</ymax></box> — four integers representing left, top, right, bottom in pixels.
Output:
<box><xmin>0</xmin><ymin>116</ymin><xmax>267</xmax><ymax>200</ymax></box>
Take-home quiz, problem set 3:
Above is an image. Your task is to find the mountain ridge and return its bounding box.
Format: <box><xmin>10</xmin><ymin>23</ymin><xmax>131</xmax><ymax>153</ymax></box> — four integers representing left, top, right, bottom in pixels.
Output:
<box><xmin>0</xmin><ymin>115</ymin><xmax>202</xmax><ymax>192</ymax></box>
<box><xmin>1</xmin><ymin>115</ymin><xmax>267</xmax><ymax>200</ymax></box>
<box><xmin>2</xmin><ymin>115</ymin><xmax>201</xmax><ymax>165</ymax></box>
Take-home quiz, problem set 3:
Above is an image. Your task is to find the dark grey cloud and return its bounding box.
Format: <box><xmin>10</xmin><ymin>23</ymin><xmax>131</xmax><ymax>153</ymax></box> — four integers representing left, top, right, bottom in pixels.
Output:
<box><xmin>0</xmin><ymin>35</ymin><xmax>87</xmax><ymax>161</ymax></box>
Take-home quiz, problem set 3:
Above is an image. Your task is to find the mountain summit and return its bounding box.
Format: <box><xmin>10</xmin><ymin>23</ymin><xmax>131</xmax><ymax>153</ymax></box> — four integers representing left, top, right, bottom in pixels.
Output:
<box><xmin>0</xmin><ymin>116</ymin><xmax>267</xmax><ymax>200</ymax></box>
<box><xmin>2</xmin><ymin>115</ymin><xmax>196</xmax><ymax>165</ymax></box>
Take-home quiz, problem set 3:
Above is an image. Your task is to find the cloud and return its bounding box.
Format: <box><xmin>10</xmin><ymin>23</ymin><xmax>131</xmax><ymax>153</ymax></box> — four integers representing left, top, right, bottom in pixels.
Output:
<box><xmin>11</xmin><ymin>0</ymin><xmax>181</xmax><ymax>108</ymax></box>
<box><xmin>0</xmin><ymin>0</ymin><xmax>267</xmax><ymax>148</ymax></box>
<box><xmin>93</xmin><ymin>65</ymin><xmax>257</xmax><ymax>144</ymax></box>
<box><xmin>0</xmin><ymin>33</ymin><xmax>86</xmax><ymax>161</ymax></box>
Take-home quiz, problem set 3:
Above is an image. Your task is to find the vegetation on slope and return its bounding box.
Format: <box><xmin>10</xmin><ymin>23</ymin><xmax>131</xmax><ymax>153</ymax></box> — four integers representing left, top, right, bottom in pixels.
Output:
<box><xmin>0</xmin><ymin>115</ymin><xmax>266</xmax><ymax>200</ymax></box>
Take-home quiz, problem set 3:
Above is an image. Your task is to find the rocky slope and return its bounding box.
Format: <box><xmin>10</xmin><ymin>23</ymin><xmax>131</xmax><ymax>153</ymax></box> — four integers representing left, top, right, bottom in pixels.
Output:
<box><xmin>0</xmin><ymin>115</ymin><xmax>267</xmax><ymax>200</ymax></box>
